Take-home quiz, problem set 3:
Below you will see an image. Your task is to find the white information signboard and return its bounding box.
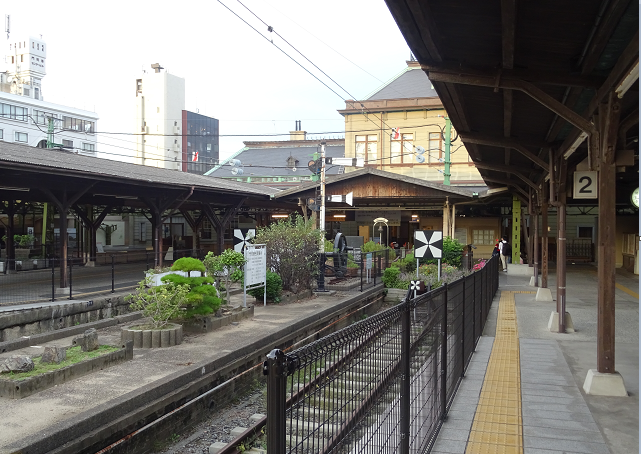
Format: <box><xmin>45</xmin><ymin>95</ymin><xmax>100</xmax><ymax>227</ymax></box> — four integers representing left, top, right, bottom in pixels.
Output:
<box><xmin>573</xmin><ymin>171</ymin><xmax>598</xmax><ymax>199</ymax></box>
<box><xmin>244</xmin><ymin>244</ymin><xmax>267</xmax><ymax>307</ymax></box>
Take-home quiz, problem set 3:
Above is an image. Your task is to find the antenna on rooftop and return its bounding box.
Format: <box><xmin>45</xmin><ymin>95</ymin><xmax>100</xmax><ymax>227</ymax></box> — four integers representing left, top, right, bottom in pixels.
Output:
<box><xmin>5</xmin><ymin>15</ymin><xmax>9</xmax><ymax>40</ymax></box>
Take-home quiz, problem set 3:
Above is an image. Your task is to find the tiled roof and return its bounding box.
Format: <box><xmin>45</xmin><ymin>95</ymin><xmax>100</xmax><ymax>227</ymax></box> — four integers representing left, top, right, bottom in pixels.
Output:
<box><xmin>366</xmin><ymin>67</ymin><xmax>439</xmax><ymax>101</ymax></box>
<box><xmin>0</xmin><ymin>141</ymin><xmax>277</xmax><ymax>197</ymax></box>
<box><xmin>206</xmin><ymin>144</ymin><xmax>345</xmax><ymax>178</ymax></box>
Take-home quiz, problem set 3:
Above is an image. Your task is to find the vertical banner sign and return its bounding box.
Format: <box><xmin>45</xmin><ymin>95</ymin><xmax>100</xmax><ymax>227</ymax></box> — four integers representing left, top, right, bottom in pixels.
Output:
<box><xmin>512</xmin><ymin>196</ymin><xmax>521</xmax><ymax>264</ymax></box>
<box><xmin>243</xmin><ymin>244</ymin><xmax>267</xmax><ymax>307</ymax></box>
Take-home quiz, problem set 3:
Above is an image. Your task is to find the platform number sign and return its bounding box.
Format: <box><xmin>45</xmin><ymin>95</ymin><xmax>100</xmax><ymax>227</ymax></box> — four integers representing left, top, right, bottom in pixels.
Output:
<box><xmin>573</xmin><ymin>171</ymin><xmax>597</xmax><ymax>199</ymax></box>
<box><xmin>414</xmin><ymin>230</ymin><xmax>443</xmax><ymax>259</ymax></box>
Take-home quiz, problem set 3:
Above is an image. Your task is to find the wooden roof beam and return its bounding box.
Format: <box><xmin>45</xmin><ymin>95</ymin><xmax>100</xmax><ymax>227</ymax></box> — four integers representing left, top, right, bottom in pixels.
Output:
<box><xmin>474</xmin><ymin>162</ymin><xmax>538</xmax><ymax>190</ymax></box>
<box><xmin>482</xmin><ymin>176</ymin><xmax>529</xmax><ymax>199</ymax></box>
<box><xmin>422</xmin><ymin>64</ymin><xmax>605</xmax><ymax>89</ymax></box>
<box><xmin>460</xmin><ymin>133</ymin><xmax>548</xmax><ymax>169</ymax></box>
<box><xmin>501</xmin><ymin>0</ymin><xmax>516</xmax><ymax>166</ymax></box>
<box><xmin>426</xmin><ymin>71</ymin><xmax>598</xmax><ymax>136</ymax></box>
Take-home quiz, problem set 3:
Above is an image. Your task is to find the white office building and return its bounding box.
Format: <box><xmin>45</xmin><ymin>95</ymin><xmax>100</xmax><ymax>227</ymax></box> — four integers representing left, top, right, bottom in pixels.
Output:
<box><xmin>134</xmin><ymin>64</ymin><xmax>185</xmax><ymax>170</ymax></box>
<box><xmin>0</xmin><ymin>36</ymin><xmax>98</xmax><ymax>156</ymax></box>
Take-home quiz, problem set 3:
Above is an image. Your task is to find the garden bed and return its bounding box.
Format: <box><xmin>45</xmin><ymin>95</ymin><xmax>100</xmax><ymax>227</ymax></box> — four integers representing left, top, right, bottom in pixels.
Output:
<box><xmin>121</xmin><ymin>323</ymin><xmax>183</xmax><ymax>348</ymax></box>
<box><xmin>0</xmin><ymin>342</ymin><xmax>133</xmax><ymax>399</ymax></box>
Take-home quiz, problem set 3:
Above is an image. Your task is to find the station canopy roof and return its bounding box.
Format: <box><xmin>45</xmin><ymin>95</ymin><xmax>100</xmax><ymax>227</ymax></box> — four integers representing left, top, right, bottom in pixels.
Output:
<box><xmin>384</xmin><ymin>0</ymin><xmax>639</xmax><ymax>201</ymax></box>
<box><xmin>0</xmin><ymin>142</ymin><xmax>285</xmax><ymax>211</ymax></box>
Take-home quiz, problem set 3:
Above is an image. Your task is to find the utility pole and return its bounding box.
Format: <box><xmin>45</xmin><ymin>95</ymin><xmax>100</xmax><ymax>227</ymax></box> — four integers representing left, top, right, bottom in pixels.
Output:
<box><xmin>444</xmin><ymin>117</ymin><xmax>452</xmax><ymax>185</ymax></box>
<box><xmin>319</xmin><ymin>141</ymin><xmax>326</xmax><ymax>235</ymax></box>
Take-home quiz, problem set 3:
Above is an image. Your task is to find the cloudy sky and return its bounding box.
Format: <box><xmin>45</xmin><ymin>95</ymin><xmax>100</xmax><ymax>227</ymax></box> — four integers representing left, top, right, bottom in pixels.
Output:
<box><xmin>1</xmin><ymin>1</ymin><xmax>411</xmax><ymax>163</ymax></box>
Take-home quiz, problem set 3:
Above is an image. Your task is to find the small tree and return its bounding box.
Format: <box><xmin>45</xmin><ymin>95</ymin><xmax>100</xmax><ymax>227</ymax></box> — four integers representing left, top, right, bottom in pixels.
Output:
<box><xmin>203</xmin><ymin>249</ymin><xmax>247</xmax><ymax>305</ymax></box>
<box><xmin>127</xmin><ymin>278</ymin><xmax>189</xmax><ymax>329</ymax></box>
<box><xmin>253</xmin><ymin>214</ymin><xmax>319</xmax><ymax>292</ymax></box>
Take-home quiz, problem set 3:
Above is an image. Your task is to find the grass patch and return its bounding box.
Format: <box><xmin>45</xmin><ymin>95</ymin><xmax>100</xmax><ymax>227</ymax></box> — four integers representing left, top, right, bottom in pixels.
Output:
<box><xmin>0</xmin><ymin>345</ymin><xmax>120</xmax><ymax>381</ymax></box>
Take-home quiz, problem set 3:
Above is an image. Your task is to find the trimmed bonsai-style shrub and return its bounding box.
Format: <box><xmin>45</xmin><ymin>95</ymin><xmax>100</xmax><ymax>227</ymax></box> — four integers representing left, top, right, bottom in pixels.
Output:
<box><xmin>162</xmin><ymin>257</ymin><xmax>222</xmax><ymax>318</ymax></box>
<box><xmin>170</xmin><ymin>257</ymin><xmax>206</xmax><ymax>275</ymax></box>
<box><xmin>203</xmin><ymin>249</ymin><xmax>247</xmax><ymax>305</ymax></box>
<box><xmin>13</xmin><ymin>234</ymin><xmax>35</xmax><ymax>248</ymax></box>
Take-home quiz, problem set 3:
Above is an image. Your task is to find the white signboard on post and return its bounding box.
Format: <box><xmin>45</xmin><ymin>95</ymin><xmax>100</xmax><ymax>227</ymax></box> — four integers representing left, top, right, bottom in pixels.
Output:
<box><xmin>243</xmin><ymin>244</ymin><xmax>267</xmax><ymax>307</ymax></box>
<box><xmin>573</xmin><ymin>171</ymin><xmax>598</xmax><ymax>199</ymax></box>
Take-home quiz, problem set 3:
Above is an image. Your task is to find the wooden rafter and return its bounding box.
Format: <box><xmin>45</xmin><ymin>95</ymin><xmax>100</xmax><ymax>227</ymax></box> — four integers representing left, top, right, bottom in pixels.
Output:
<box><xmin>460</xmin><ymin>133</ymin><xmax>548</xmax><ymax>169</ymax></box>
<box><xmin>482</xmin><ymin>176</ymin><xmax>529</xmax><ymax>199</ymax></box>
<box><xmin>474</xmin><ymin>162</ymin><xmax>538</xmax><ymax>190</ymax></box>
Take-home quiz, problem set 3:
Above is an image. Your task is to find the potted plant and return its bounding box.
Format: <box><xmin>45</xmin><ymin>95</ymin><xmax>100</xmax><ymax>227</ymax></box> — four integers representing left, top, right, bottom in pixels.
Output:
<box><xmin>123</xmin><ymin>277</ymin><xmax>190</xmax><ymax>348</ymax></box>
<box><xmin>13</xmin><ymin>234</ymin><xmax>35</xmax><ymax>261</ymax></box>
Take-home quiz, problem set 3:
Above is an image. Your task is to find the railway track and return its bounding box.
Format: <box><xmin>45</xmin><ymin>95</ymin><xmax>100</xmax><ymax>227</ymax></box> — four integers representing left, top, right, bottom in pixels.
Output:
<box><xmin>217</xmin><ymin>296</ymin><xmax>442</xmax><ymax>454</ymax></box>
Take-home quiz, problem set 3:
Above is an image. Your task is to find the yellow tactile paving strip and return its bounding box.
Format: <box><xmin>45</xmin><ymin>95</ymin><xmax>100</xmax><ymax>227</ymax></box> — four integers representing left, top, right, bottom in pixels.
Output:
<box><xmin>465</xmin><ymin>291</ymin><xmax>533</xmax><ymax>454</ymax></box>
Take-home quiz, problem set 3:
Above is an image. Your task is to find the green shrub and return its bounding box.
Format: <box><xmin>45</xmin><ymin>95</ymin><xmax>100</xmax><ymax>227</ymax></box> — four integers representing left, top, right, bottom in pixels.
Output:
<box><xmin>171</xmin><ymin>257</ymin><xmax>206</xmax><ymax>275</ymax></box>
<box><xmin>127</xmin><ymin>278</ymin><xmax>189</xmax><ymax>329</ymax></box>
<box><xmin>382</xmin><ymin>267</ymin><xmax>401</xmax><ymax>288</ymax></box>
<box><xmin>248</xmin><ymin>271</ymin><xmax>283</xmax><ymax>302</ymax></box>
<box><xmin>203</xmin><ymin>249</ymin><xmax>247</xmax><ymax>305</ymax></box>
<box><xmin>362</xmin><ymin>241</ymin><xmax>385</xmax><ymax>253</ymax></box>
<box><xmin>422</xmin><ymin>237</ymin><xmax>464</xmax><ymax>268</ymax></box>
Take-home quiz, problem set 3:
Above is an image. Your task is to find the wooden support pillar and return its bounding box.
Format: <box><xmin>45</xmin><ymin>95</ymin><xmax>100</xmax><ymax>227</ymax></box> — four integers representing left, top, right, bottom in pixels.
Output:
<box><xmin>72</xmin><ymin>204</ymin><xmax>114</xmax><ymax>262</ymax></box>
<box><xmin>202</xmin><ymin>198</ymin><xmax>247</xmax><ymax>255</ymax></box>
<box><xmin>556</xmin><ymin>159</ymin><xmax>568</xmax><ymax>333</ymax></box>
<box><xmin>180</xmin><ymin>209</ymin><xmax>204</xmax><ymax>255</ymax></box>
<box><xmin>42</xmin><ymin>185</ymin><xmax>93</xmax><ymax>288</ymax></box>
<box><xmin>597</xmin><ymin>93</ymin><xmax>620</xmax><ymax>374</ymax></box>
<box><xmin>541</xmin><ymin>184</ymin><xmax>549</xmax><ymax>288</ymax></box>
<box><xmin>5</xmin><ymin>201</ymin><xmax>16</xmax><ymax>267</ymax></box>
<box><xmin>533</xmin><ymin>194</ymin><xmax>539</xmax><ymax>286</ymax></box>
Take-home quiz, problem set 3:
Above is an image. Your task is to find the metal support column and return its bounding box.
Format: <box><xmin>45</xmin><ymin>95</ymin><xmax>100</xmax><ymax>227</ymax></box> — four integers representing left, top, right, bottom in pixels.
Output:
<box><xmin>541</xmin><ymin>184</ymin><xmax>549</xmax><ymax>288</ymax></box>
<box><xmin>264</xmin><ymin>349</ymin><xmax>287</xmax><ymax>453</ymax></box>
<box><xmin>556</xmin><ymin>159</ymin><xmax>568</xmax><ymax>333</ymax></box>
<box><xmin>533</xmin><ymin>195</ymin><xmax>539</xmax><ymax>286</ymax></box>
<box><xmin>512</xmin><ymin>196</ymin><xmax>521</xmax><ymax>264</ymax></box>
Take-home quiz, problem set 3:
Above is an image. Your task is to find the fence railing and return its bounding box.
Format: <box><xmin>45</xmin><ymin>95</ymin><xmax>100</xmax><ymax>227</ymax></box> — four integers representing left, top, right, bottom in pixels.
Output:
<box><xmin>264</xmin><ymin>255</ymin><xmax>499</xmax><ymax>453</ymax></box>
<box><xmin>0</xmin><ymin>249</ymin><xmax>205</xmax><ymax>307</ymax></box>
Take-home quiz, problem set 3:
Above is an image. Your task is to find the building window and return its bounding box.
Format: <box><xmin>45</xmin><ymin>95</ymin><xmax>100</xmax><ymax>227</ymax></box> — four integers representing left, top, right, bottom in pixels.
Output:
<box><xmin>23</xmin><ymin>88</ymin><xmax>29</xmax><ymax>96</ymax></box>
<box><xmin>390</xmin><ymin>133</ymin><xmax>413</xmax><ymax>164</ymax></box>
<box><xmin>82</xmin><ymin>143</ymin><xmax>95</xmax><ymax>152</ymax></box>
<box><xmin>63</xmin><ymin>139</ymin><xmax>73</xmax><ymax>148</ymax></box>
<box><xmin>355</xmin><ymin>134</ymin><xmax>377</xmax><ymax>164</ymax></box>
<box><xmin>34</xmin><ymin>110</ymin><xmax>57</xmax><ymax>125</ymax></box>
<box><xmin>428</xmin><ymin>132</ymin><xmax>442</xmax><ymax>162</ymax></box>
<box><xmin>1</xmin><ymin>103</ymin><xmax>28</xmax><ymax>121</ymax></box>
<box><xmin>62</xmin><ymin>116</ymin><xmax>95</xmax><ymax>133</ymax></box>
<box><xmin>472</xmin><ymin>229</ymin><xmax>495</xmax><ymax>246</ymax></box>
<box><xmin>0</xmin><ymin>129</ymin><xmax>3</xmax><ymax>140</ymax></box>
<box><xmin>20</xmin><ymin>55</ymin><xmax>23</xmax><ymax>62</ymax></box>
<box><xmin>15</xmin><ymin>131</ymin><xmax>28</xmax><ymax>143</ymax></box>
<box><xmin>201</xmin><ymin>219</ymin><xmax>212</xmax><ymax>240</ymax></box>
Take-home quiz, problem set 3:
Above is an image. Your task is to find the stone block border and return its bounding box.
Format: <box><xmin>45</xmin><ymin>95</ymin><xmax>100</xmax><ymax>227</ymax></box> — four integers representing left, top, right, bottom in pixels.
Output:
<box><xmin>121</xmin><ymin>323</ymin><xmax>183</xmax><ymax>348</ymax></box>
<box><xmin>0</xmin><ymin>341</ymin><xmax>134</xmax><ymax>399</ymax></box>
<box><xmin>181</xmin><ymin>306</ymin><xmax>254</xmax><ymax>334</ymax></box>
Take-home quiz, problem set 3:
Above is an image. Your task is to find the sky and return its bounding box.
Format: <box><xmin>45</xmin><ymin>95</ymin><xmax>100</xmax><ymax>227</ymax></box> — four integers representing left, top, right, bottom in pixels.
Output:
<box><xmin>1</xmin><ymin>0</ymin><xmax>412</xmax><ymax>164</ymax></box>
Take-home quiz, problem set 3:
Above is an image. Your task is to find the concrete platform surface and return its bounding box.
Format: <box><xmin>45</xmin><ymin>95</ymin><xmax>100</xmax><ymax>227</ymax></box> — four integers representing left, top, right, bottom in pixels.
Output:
<box><xmin>434</xmin><ymin>265</ymin><xmax>638</xmax><ymax>454</ymax></box>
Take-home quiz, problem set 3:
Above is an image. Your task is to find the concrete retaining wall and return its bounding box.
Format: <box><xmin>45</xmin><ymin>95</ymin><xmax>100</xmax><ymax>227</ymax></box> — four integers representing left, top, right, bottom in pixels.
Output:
<box><xmin>7</xmin><ymin>285</ymin><xmax>385</xmax><ymax>454</ymax></box>
<box><xmin>0</xmin><ymin>341</ymin><xmax>134</xmax><ymax>399</ymax></box>
<box><xmin>0</xmin><ymin>292</ymin><xmax>135</xmax><ymax>343</ymax></box>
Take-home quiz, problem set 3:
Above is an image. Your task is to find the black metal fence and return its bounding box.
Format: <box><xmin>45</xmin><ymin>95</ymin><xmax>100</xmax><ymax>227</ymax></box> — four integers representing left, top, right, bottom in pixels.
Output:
<box><xmin>0</xmin><ymin>249</ymin><xmax>205</xmax><ymax>307</ymax></box>
<box><xmin>264</xmin><ymin>255</ymin><xmax>499</xmax><ymax>453</ymax></box>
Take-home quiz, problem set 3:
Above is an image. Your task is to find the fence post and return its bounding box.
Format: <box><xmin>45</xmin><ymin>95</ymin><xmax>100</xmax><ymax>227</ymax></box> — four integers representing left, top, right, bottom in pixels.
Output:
<box><xmin>68</xmin><ymin>260</ymin><xmax>73</xmax><ymax>300</ymax></box>
<box><xmin>51</xmin><ymin>257</ymin><xmax>55</xmax><ymax>302</ymax></box>
<box><xmin>264</xmin><ymin>349</ymin><xmax>287</xmax><ymax>453</ymax></box>
<box><xmin>360</xmin><ymin>251</ymin><xmax>363</xmax><ymax>292</ymax></box>
<box><xmin>400</xmin><ymin>300</ymin><xmax>411</xmax><ymax>454</ymax></box>
<box><xmin>111</xmin><ymin>255</ymin><xmax>115</xmax><ymax>293</ymax></box>
<box><xmin>146</xmin><ymin>252</ymin><xmax>150</xmax><ymax>271</ymax></box>
<box><xmin>472</xmin><ymin>273</ymin><xmax>477</xmax><ymax>345</ymax></box>
<box><xmin>440</xmin><ymin>284</ymin><xmax>448</xmax><ymax>420</ymax></box>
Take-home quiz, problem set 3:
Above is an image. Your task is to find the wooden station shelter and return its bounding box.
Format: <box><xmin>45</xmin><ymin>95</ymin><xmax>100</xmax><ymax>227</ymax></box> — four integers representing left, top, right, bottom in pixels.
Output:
<box><xmin>0</xmin><ymin>142</ymin><xmax>295</xmax><ymax>290</ymax></box>
<box><xmin>384</xmin><ymin>0</ymin><xmax>638</xmax><ymax>393</ymax></box>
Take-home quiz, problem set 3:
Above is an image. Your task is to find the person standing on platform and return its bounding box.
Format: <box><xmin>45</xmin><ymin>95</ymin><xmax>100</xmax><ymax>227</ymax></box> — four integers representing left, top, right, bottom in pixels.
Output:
<box><xmin>499</xmin><ymin>236</ymin><xmax>511</xmax><ymax>271</ymax></box>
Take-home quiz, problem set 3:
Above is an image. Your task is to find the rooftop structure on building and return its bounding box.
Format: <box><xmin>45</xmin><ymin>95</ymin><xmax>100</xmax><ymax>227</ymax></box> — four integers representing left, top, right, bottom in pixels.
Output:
<box><xmin>0</xmin><ymin>33</ymin><xmax>98</xmax><ymax>156</ymax></box>
<box><xmin>134</xmin><ymin>63</ymin><xmax>219</xmax><ymax>173</ymax></box>
<box><xmin>206</xmin><ymin>122</ymin><xmax>345</xmax><ymax>189</ymax></box>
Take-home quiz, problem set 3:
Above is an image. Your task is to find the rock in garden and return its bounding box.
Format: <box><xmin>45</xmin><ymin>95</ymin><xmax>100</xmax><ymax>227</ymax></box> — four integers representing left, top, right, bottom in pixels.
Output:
<box><xmin>40</xmin><ymin>346</ymin><xmax>67</xmax><ymax>364</ymax></box>
<box><xmin>0</xmin><ymin>355</ymin><xmax>35</xmax><ymax>373</ymax></box>
<box><xmin>73</xmin><ymin>328</ymin><xmax>99</xmax><ymax>352</ymax></box>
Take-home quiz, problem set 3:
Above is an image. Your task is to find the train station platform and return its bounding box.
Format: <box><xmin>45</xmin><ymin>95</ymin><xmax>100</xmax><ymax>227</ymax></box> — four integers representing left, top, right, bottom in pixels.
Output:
<box><xmin>433</xmin><ymin>266</ymin><xmax>638</xmax><ymax>454</ymax></box>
